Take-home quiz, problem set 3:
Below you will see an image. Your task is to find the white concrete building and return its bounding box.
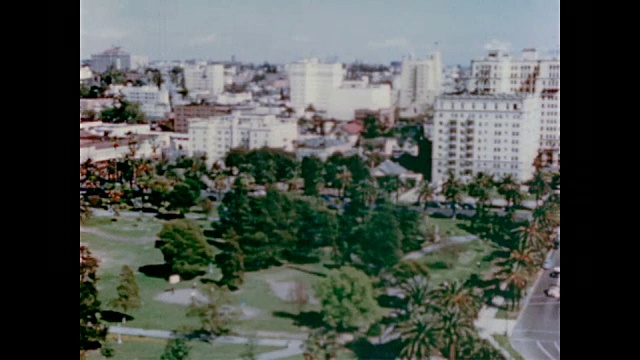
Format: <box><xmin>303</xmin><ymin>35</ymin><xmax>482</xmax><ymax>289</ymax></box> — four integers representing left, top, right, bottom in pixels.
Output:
<box><xmin>188</xmin><ymin>112</ymin><xmax>298</xmax><ymax>167</ymax></box>
<box><xmin>183</xmin><ymin>64</ymin><xmax>225</xmax><ymax>96</ymax></box>
<box><xmin>470</xmin><ymin>48</ymin><xmax>560</xmax><ymax>164</ymax></box>
<box><xmin>80</xmin><ymin>66</ymin><xmax>93</xmax><ymax>83</ymax></box>
<box><xmin>214</xmin><ymin>92</ymin><xmax>253</xmax><ymax>105</ymax></box>
<box><xmin>398</xmin><ymin>52</ymin><xmax>443</xmax><ymax>114</ymax></box>
<box><xmin>325</xmin><ymin>78</ymin><xmax>391</xmax><ymax>121</ymax></box>
<box><xmin>109</xmin><ymin>84</ymin><xmax>172</xmax><ymax>120</ymax></box>
<box><xmin>80</xmin><ymin>124</ymin><xmax>172</xmax><ymax>164</ymax></box>
<box><xmin>286</xmin><ymin>58</ymin><xmax>345</xmax><ymax>113</ymax></box>
<box><xmin>431</xmin><ymin>94</ymin><xmax>540</xmax><ymax>185</ymax></box>
<box><xmin>470</xmin><ymin>48</ymin><xmax>560</xmax><ymax>95</ymax></box>
<box><xmin>90</xmin><ymin>47</ymin><xmax>131</xmax><ymax>73</ymax></box>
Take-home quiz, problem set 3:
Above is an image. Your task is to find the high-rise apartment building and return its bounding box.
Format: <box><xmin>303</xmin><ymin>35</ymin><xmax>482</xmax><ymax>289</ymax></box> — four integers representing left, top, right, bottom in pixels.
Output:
<box><xmin>183</xmin><ymin>64</ymin><xmax>225</xmax><ymax>96</ymax></box>
<box><xmin>398</xmin><ymin>51</ymin><xmax>443</xmax><ymax>114</ymax></box>
<box><xmin>286</xmin><ymin>58</ymin><xmax>345</xmax><ymax>113</ymax></box>
<box><xmin>470</xmin><ymin>48</ymin><xmax>560</xmax><ymax>166</ymax></box>
<box><xmin>431</xmin><ymin>94</ymin><xmax>540</xmax><ymax>185</ymax></box>
<box><xmin>188</xmin><ymin>112</ymin><xmax>297</xmax><ymax>167</ymax></box>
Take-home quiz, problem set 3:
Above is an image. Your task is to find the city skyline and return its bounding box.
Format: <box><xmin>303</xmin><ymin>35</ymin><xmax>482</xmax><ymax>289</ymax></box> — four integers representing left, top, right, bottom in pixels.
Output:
<box><xmin>80</xmin><ymin>0</ymin><xmax>560</xmax><ymax>66</ymax></box>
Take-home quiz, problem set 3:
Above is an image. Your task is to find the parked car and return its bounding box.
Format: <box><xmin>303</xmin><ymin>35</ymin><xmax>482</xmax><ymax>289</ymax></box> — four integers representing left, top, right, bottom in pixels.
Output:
<box><xmin>545</xmin><ymin>284</ymin><xmax>560</xmax><ymax>299</ymax></box>
<box><xmin>425</xmin><ymin>201</ymin><xmax>443</xmax><ymax>208</ymax></box>
<box><xmin>442</xmin><ymin>202</ymin><xmax>462</xmax><ymax>210</ymax></box>
<box><xmin>461</xmin><ymin>203</ymin><xmax>476</xmax><ymax>210</ymax></box>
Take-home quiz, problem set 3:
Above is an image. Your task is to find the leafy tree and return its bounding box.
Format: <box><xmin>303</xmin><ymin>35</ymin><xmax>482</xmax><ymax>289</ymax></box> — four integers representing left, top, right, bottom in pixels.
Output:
<box><xmin>323</xmin><ymin>153</ymin><xmax>346</xmax><ymax>191</ymax></box>
<box><xmin>352</xmin><ymin>201</ymin><xmax>404</xmax><ymax>274</ymax></box>
<box><xmin>301</xmin><ymin>156</ymin><xmax>324</xmax><ymax>196</ymax></box>
<box><xmin>100</xmin><ymin>100</ymin><xmax>146</xmax><ymax>124</ymax></box>
<box><xmin>215</xmin><ymin>229</ymin><xmax>245</xmax><ymax>290</ymax></box>
<box><xmin>289</xmin><ymin>197</ymin><xmax>338</xmax><ymax>263</ymax></box>
<box><xmin>157</xmin><ymin>220</ymin><xmax>214</xmax><ymax>278</ymax></box>
<box><xmin>377</xmin><ymin>175</ymin><xmax>401</xmax><ymax>203</ymax></box>
<box><xmin>160</xmin><ymin>337</ymin><xmax>191</xmax><ymax>360</ymax></box>
<box><xmin>100</xmin><ymin>340</ymin><xmax>115</xmax><ymax>358</ymax></box>
<box><xmin>216</xmin><ymin>177</ymin><xmax>252</xmax><ymax>235</ymax></box>
<box><xmin>102</xmin><ymin>65</ymin><xmax>126</xmax><ymax>85</ymax></box>
<box><xmin>186</xmin><ymin>285</ymin><xmax>233</xmax><ymax>336</ymax></box>
<box><xmin>314</xmin><ymin>266</ymin><xmax>382</xmax><ymax>330</ymax></box>
<box><xmin>344</xmin><ymin>155</ymin><xmax>371</xmax><ymax>184</ymax></box>
<box><xmin>442</xmin><ymin>171</ymin><xmax>463</xmax><ymax>220</ymax></box>
<box><xmin>109</xmin><ymin>265</ymin><xmax>141</xmax><ymax>322</ymax></box>
<box><xmin>165</xmin><ymin>183</ymin><xmax>198</xmax><ymax>214</ymax></box>
<box><xmin>363</xmin><ymin>115</ymin><xmax>383</xmax><ymax>139</ymax></box>
<box><xmin>80</xmin><ymin>245</ymin><xmax>109</xmax><ymax>356</ymax></box>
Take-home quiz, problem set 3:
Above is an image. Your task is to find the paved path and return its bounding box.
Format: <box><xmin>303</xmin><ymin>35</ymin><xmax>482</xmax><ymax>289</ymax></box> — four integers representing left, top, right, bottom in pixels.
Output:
<box><xmin>402</xmin><ymin>235</ymin><xmax>479</xmax><ymax>260</ymax></box>
<box><xmin>109</xmin><ymin>326</ymin><xmax>305</xmax><ymax>360</ymax></box>
<box><xmin>89</xmin><ymin>208</ymin><xmax>218</xmax><ymax>222</ymax></box>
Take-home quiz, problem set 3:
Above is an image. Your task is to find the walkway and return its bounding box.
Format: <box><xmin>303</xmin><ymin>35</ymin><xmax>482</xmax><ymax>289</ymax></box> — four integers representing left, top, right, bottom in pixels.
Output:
<box><xmin>402</xmin><ymin>235</ymin><xmax>479</xmax><ymax>260</ymax></box>
<box><xmin>108</xmin><ymin>326</ymin><xmax>305</xmax><ymax>360</ymax></box>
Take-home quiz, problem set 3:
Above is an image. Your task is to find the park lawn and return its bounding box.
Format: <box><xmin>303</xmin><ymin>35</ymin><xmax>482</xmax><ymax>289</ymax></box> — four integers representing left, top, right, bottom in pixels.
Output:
<box><xmin>420</xmin><ymin>239</ymin><xmax>499</xmax><ymax>286</ymax></box>
<box><xmin>81</xmin><ymin>215</ymin><xmax>331</xmax><ymax>334</ymax></box>
<box><xmin>86</xmin><ymin>334</ymin><xmax>284</xmax><ymax>360</ymax></box>
<box><xmin>492</xmin><ymin>334</ymin><xmax>525</xmax><ymax>360</ymax></box>
<box><xmin>425</xmin><ymin>217</ymin><xmax>472</xmax><ymax>237</ymax></box>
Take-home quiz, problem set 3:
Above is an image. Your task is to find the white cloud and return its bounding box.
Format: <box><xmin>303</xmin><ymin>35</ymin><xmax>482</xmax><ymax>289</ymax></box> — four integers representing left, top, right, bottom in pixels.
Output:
<box><xmin>367</xmin><ymin>37</ymin><xmax>410</xmax><ymax>49</ymax></box>
<box><xmin>484</xmin><ymin>39</ymin><xmax>510</xmax><ymax>52</ymax></box>
<box><xmin>189</xmin><ymin>34</ymin><xmax>218</xmax><ymax>46</ymax></box>
<box><xmin>292</xmin><ymin>35</ymin><xmax>310</xmax><ymax>43</ymax></box>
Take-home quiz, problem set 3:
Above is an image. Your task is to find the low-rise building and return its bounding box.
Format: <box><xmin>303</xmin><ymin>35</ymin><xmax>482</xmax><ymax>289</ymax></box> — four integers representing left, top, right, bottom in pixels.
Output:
<box><xmin>326</xmin><ymin>78</ymin><xmax>391</xmax><ymax>120</ymax></box>
<box><xmin>354</xmin><ymin>107</ymin><xmax>396</xmax><ymax>128</ymax></box>
<box><xmin>188</xmin><ymin>112</ymin><xmax>298</xmax><ymax>167</ymax></box>
<box><xmin>109</xmin><ymin>84</ymin><xmax>172</xmax><ymax>121</ymax></box>
<box><xmin>295</xmin><ymin>137</ymin><xmax>354</xmax><ymax>161</ymax></box>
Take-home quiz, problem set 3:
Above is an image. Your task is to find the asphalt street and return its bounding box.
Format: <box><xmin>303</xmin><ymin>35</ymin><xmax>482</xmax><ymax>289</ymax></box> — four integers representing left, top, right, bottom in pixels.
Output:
<box><xmin>510</xmin><ymin>249</ymin><xmax>560</xmax><ymax>360</ymax></box>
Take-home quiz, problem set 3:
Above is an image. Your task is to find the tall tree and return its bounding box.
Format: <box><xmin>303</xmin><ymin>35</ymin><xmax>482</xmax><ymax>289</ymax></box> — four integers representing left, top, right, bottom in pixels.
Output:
<box><xmin>314</xmin><ymin>266</ymin><xmax>382</xmax><ymax>330</ymax></box>
<box><xmin>109</xmin><ymin>265</ymin><xmax>141</xmax><ymax>323</ymax></box>
<box><xmin>80</xmin><ymin>245</ymin><xmax>109</xmax><ymax>357</ymax></box>
<box><xmin>157</xmin><ymin>220</ymin><xmax>214</xmax><ymax>278</ymax></box>
<box><xmin>466</xmin><ymin>172</ymin><xmax>494</xmax><ymax>213</ymax></box>
<box><xmin>418</xmin><ymin>181</ymin><xmax>436</xmax><ymax>209</ymax></box>
<box><xmin>165</xmin><ymin>183</ymin><xmax>198</xmax><ymax>214</ymax></box>
<box><xmin>442</xmin><ymin>171</ymin><xmax>463</xmax><ymax>220</ymax></box>
<box><xmin>301</xmin><ymin>156</ymin><xmax>324</xmax><ymax>196</ymax></box>
<box><xmin>527</xmin><ymin>171</ymin><xmax>551</xmax><ymax>206</ymax></box>
<box><xmin>497</xmin><ymin>174</ymin><xmax>523</xmax><ymax>215</ymax></box>
<box><xmin>429</xmin><ymin>280</ymin><xmax>482</xmax><ymax>321</ymax></box>
<box><xmin>215</xmin><ymin>229</ymin><xmax>245</xmax><ymax>290</ymax></box>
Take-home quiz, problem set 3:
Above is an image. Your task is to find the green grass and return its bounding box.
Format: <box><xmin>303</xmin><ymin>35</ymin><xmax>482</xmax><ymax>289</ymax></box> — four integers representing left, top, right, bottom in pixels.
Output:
<box><xmin>419</xmin><ymin>239</ymin><xmax>498</xmax><ymax>286</ymax></box>
<box><xmin>492</xmin><ymin>334</ymin><xmax>525</xmax><ymax>360</ymax></box>
<box><xmin>81</xmin><ymin>214</ymin><xmax>329</xmax><ymax>334</ymax></box>
<box><xmin>86</xmin><ymin>334</ymin><xmax>284</xmax><ymax>360</ymax></box>
<box><xmin>495</xmin><ymin>308</ymin><xmax>519</xmax><ymax>320</ymax></box>
<box><xmin>426</xmin><ymin>217</ymin><xmax>472</xmax><ymax>237</ymax></box>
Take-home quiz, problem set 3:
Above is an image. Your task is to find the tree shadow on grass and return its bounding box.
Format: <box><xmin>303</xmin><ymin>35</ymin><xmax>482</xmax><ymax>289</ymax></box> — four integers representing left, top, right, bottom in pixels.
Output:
<box><xmin>272</xmin><ymin>311</ymin><xmax>325</xmax><ymax>329</ymax></box>
<box><xmin>138</xmin><ymin>264</ymin><xmax>173</xmax><ymax>279</ymax></box>
<box><xmin>346</xmin><ymin>336</ymin><xmax>402</xmax><ymax>360</ymax></box>
<box><xmin>100</xmin><ymin>310</ymin><xmax>134</xmax><ymax>323</ymax></box>
<box><xmin>377</xmin><ymin>294</ymin><xmax>404</xmax><ymax>309</ymax></box>
<box><xmin>284</xmin><ymin>264</ymin><xmax>327</xmax><ymax>277</ymax></box>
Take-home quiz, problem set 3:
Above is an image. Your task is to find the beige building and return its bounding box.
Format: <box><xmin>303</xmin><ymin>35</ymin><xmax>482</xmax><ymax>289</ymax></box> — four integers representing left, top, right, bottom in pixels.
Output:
<box><xmin>431</xmin><ymin>94</ymin><xmax>540</xmax><ymax>185</ymax></box>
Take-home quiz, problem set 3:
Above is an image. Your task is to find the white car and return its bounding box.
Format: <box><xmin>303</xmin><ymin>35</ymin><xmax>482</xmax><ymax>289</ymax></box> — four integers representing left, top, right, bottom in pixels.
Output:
<box><xmin>545</xmin><ymin>284</ymin><xmax>560</xmax><ymax>299</ymax></box>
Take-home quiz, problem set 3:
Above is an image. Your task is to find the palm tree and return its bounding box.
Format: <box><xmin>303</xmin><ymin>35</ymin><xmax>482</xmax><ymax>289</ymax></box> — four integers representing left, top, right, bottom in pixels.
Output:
<box><xmin>527</xmin><ymin>170</ymin><xmax>551</xmax><ymax>206</ymax></box>
<box><xmin>442</xmin><ymin>171</ymin><xmax>463</xmax><ymax>220</ymax></box>
<box><xmin>466</xmin><ymin>172</ymin><xmax>494</xmax><ymax>212</ymax></box>
<box><xmin>399</xmin><ymin>314</ymin><xmax>441</xmax><ymax>360</ymax></box>
<box><xmin>437</xmin><ymin>310</ymin><xmax>476</xmax><ymax>360</ymax></box>
<box><xmin>497</xmin><ymin>174</ymin><xmax>522</xmax><ymax>215</ymax></box>
<box><xmin>418</xmin><ymin>181</ymin><xmax>436</xmax><ymax>209</ymax></box>
<box><xmin>512</xmin><ymin>222</ymin><xmax>546</xmax><ymax>252</ymax></box>
<box><xmin>429</xmin><ymin>280</ymin><xmax>482</xmax><ymax>321</ymax></box>
<box><xmin>495</xmin><ymin>266</ymin><xmax>529</xmax><ymax>311</ymax></box>
<box><xmin>400</xmin><ymin>275</ymin><xmax>431</xmax><ymax>316</ymax></box>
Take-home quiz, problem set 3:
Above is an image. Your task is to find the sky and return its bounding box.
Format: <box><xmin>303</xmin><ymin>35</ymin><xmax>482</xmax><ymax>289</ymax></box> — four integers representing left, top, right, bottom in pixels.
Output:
<box><xmin>80</xmin><ymin>0</ymin><xmax>560</xmax><ymax>66</ymax></box>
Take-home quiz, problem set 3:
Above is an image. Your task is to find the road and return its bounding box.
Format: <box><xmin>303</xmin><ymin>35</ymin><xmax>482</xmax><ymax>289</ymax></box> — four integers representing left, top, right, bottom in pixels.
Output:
<box><xmin>109</xmin><ymin>326</ymin><xmax>305</xmax><ymax>360</ymax></box>
<box><xmin>510</xmin><ymin>249</ymin><xmax>560</xmax><ymax>360</ymax></box>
